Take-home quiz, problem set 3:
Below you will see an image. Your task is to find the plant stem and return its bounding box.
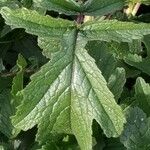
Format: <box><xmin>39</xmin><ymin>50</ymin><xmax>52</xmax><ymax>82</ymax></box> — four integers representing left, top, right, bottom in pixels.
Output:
<box><xmin>0</xmin><ymin>68</ymin><xmax>38</xmax><ymax>77</ymax></box>
<box><xmin>125</xmin><ymin>2</ymin><xmax>141</xmax><ymax>16</ymax></box>
<box><xmin>132</xmin><ymin>2</ymin><xmax>141</xmax><ymax>16</ymax></box>
<box><xmin>76</xmin><ymin>14</ymin><xmax>84</xmax><ymax>24</ymax></box>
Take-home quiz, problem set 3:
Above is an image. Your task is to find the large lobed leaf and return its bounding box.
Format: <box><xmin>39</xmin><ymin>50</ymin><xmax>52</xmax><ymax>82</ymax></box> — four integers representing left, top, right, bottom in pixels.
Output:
<box><xmin>1</xmin><ymin>7</ymin><xmax>127</xmax><ymax>150</ymax></box>
<box><xmin>0</xmin><ymin>77</ymin><xmax>13</xmax><ymax>138</ymax></box>
<box><xmin>0</xmin><ymin>90</ymin><xmax>12</xmax><ymax>138</ymax></box>
<box><xmin>11</xmin><ymin>54</ymin><xmax>27</xmax><ymax>109</ymax></box>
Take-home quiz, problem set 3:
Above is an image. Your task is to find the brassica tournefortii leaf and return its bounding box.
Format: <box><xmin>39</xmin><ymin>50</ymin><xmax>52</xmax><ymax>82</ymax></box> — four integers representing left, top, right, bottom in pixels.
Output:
<box><xmin>1</xmin><ymin>1</ymin><xmax>150</xmax><ymax>149</ymax></box>
<box><xmin>0</xmin><ymin>7</ymin><xmax>127</xmax><ymax>149</ymax></box>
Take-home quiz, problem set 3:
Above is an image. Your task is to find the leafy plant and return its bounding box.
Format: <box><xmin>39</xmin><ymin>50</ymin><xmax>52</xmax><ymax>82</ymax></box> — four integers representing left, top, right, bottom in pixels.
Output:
<box><xmin>0</xmin><ymin>0</ymin><xmax>150</xmax><ymax>150</ymax></box>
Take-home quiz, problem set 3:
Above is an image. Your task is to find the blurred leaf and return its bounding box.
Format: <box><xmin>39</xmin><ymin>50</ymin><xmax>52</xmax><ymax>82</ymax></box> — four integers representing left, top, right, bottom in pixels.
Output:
<box><xmin>11</xmin><ymin>54</ymin><xmax>27</xmax><ymax>109</ymax></box>
<box><xmin>135</xmin><ymin>77</ymin><xmax>150</xmax><ymax>116</ymax></box>
<box><xmin>33</xmin><ymin>0</ymin><xmax>125</xmax><ymax>16</ymax></box>
<box><xmin>124</xmin><ymin>54</ymin><xmax>150</xmax><ymax>76</ymax></box>
<box><xmin>81</xmin><ymin>20</ymin><xmax>150</xmax><ymax>42</ymax></box>
<box><xmin>13</xmin><ymin>34</ymin><xmax>47</xmax><ymax>66</ymax></box>
<box><xmin>0</xmin><ymin>0</ymin><xmax>19</xmax><ymax>9</ymax></box>
<box><xmin>143</xmin><ymin>34</ymin><xmax>150</xmax><ymax>57</ymax></box>
<box><xmin>0</xmin><ymin>89</ymin><xmax>12</xmax><ymax>138</ymax></box>
<box><xmin>0</xmin><ymin>59</ymin><xmax>5</xmax><ymax>73</ymax></box>
<box><xmin>104</xmin><ymin>138</ymin><xmax>126</xmax><ymax>150</ymax></box>
<box><xmin>21</xmin><ymin>0</ymin><xmax>32</xmax><ymax>8</ymax></box>
<box><xmin>108</xmin><ymin>67</ymin><xmax>126</xmax><ymax>102</ymax></box>
<box><xmin>120</xmin><ymin>107</ymin><xmax>150</xmax><ymax>150</ymax></box>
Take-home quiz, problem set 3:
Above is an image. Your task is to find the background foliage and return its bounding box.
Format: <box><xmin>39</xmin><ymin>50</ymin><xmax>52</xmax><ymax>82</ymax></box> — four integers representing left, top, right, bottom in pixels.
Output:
<box><xmin>0</xmin><ymin>0</ymin><xmax>150</xmax><ymax>150</ymax></box>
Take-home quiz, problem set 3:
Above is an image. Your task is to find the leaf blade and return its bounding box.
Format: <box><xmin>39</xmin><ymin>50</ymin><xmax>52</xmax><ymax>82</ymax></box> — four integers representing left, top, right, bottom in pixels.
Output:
<box><xmin>2</xmin><ymin>7</ymin><xmax>126</xmax><ymax>150</ymax></box>
<box><xmin>108</xmin><ymin>67</ymin><xmax>126</xmax><ymax>102</ymax></box>
<box><xmin>33</xmin><ymin>0</ymin><xmax>81</xmax><ymax>15</ymax></box>
<box><xmin>135</xmin><ymin>77</ymin><xmax>150</xmax><ymax>116</ymax></box>
<box><xmin>83</xmin><ymin>0</ymin><xmax>125</xmax><ymax>16</ymax></box>
<box><xmin>81</xmin><ymin>20</ymin><xmax>150</xmax><ymax>42</ymax></box>
<box><xmin>1</xmin><ymin>7</ymin><xmax>75</xmax><ymax>38</ymax></box>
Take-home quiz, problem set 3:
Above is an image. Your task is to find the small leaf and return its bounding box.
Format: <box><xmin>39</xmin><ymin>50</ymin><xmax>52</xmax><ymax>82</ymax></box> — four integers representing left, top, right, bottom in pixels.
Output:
<box><xmin>0</xmin><ymin>89</ymin><xmax>13</xmax><ymax>137</ymax></box>
<box><xmin>128</xmin><ymin>39</ymin><xmax>142</xmax><ymax>55</ymax></box>
<box><xmin>124</xmin><ymin>54</ymin><xmax>150</xmax><ymax>76</ymax></box>
<box><xmin>11</xmin><ymin>54</ymin><xmax>27</xmax><ymax>109</ymax></box>
<box><xmin>83</xmin><ymin>0</ymin><xmax>125</xmax><ymax>16</ymax></box>
<box><xmin>143</xmin><ymin>35</ymin><xmax>150</xmax><ymax>57</ymax></box>
<box><xmin>108</xmin><ymin>67</ymin><xmax>126</xmax><ymax>102</ymax></box>
<box><xmin>21</xmin><ymin>0</ymin><xmax>32</xmax><ymax>8</ymax></box>
<box><xmin>135</xmin><ymin>77</ymin><xmax>150</xmax><ymax>116</ymax></box>
<box><xmin>104</xmin><ymin>138</ymin><xmax>126</xmax><ymax>150</ymax></box>
<box><xmin>0</xmin><ymin>0</ymin><xmax>19</xmax><ymax>9</ymax></box>
<box><xmin>87</xmin><ymin>41</ymin><xmax>117</xmax><ymax>81</ymax></box>
<box><xmin>2</xmin><ymin>7</ymin><xmax>126</xmax><ymax>150</ymax></box>
<box><xmin>14</xmin><ymin>35</ymin><xmax>47</xmax><ymax>65</ymax></box>
<box><xmin>0</xmin><ymin>145</ymin><xmax>5</xmax><ymax>150</ymax></box>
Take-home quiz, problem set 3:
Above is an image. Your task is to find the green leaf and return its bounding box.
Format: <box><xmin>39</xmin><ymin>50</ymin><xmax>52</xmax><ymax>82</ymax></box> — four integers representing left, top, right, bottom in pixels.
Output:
<box><xmin>83</xmin><ymin>0</ymin><xmax>125</xmax><ymax>16</ymax></box>
<box><xmin>135</xmin><ymin>77</ymin><xmax>150</xmax><ymax>116</ymax></box>
<box><xmin>0</xmin><ymin>7</ymin><xmax>75</xmax><ymax>38</ymax></box>
<box><xmin>11</xmin><ymin>54</ymin><xmax>27</xmax><ymax>109</ymax></box>
<box><xmin>120</xmin><ymin>107</ymin><xmax>150</xmax><ymax>150</ymax></box>
<box><xmin>81</xmin><ymin>20</ymin><xmax>150</xmax><ymax>42</ymax></box>
<box><xmin>108</xmin><ymin>67</ymin><xmax>126</xmax><ymax>102</ymax></box>
<box><xmin>1</xmin><ymin>7</ymin><xmax>126</xmax><ymax>150</ymax></box>
<box><xmin>143</xmin><ymin>35</ymin><xmax>150</xmax><ymax>57</ymax></box>
<box><xmin>14</xmin><ymin>35</ymin><xmax>47</xmax><ymax>66</ymax></box>
<box><xmin>124</xmin><ymin>54</ymin><xmax>150</xmax><ymax>76</ymax></box>
<box><xmin>0</xmin><ymin>90</ymin><xmax>12</xmax><ymax>138</ymax></box>
<box><xmin>128</xmin><ymin>39</ymin><xmax>142</xmax><ymax>55</ymax></box>
<box><xmin>21</xmin><ymin>0</ymin><xmax>32</xmax><ymax>8</ymax></box>
<box><xmin>33</xmin><ymin>0</ymin><xmax>81</xmax><ymax>15</ymax></box>
<box><xmin>0</xmin><ymin>145</ymin><xmax>4</xmax><ymax>150</ymax></box>
<box><xmin>33</xmin><ymin>0</ymin><xmax>125</xmax><ymax>16</ymax></box>
<box><xmin>0</xmin><ymin>59</ymin><xmax>5</xmax><ymax>73</ymax></box>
